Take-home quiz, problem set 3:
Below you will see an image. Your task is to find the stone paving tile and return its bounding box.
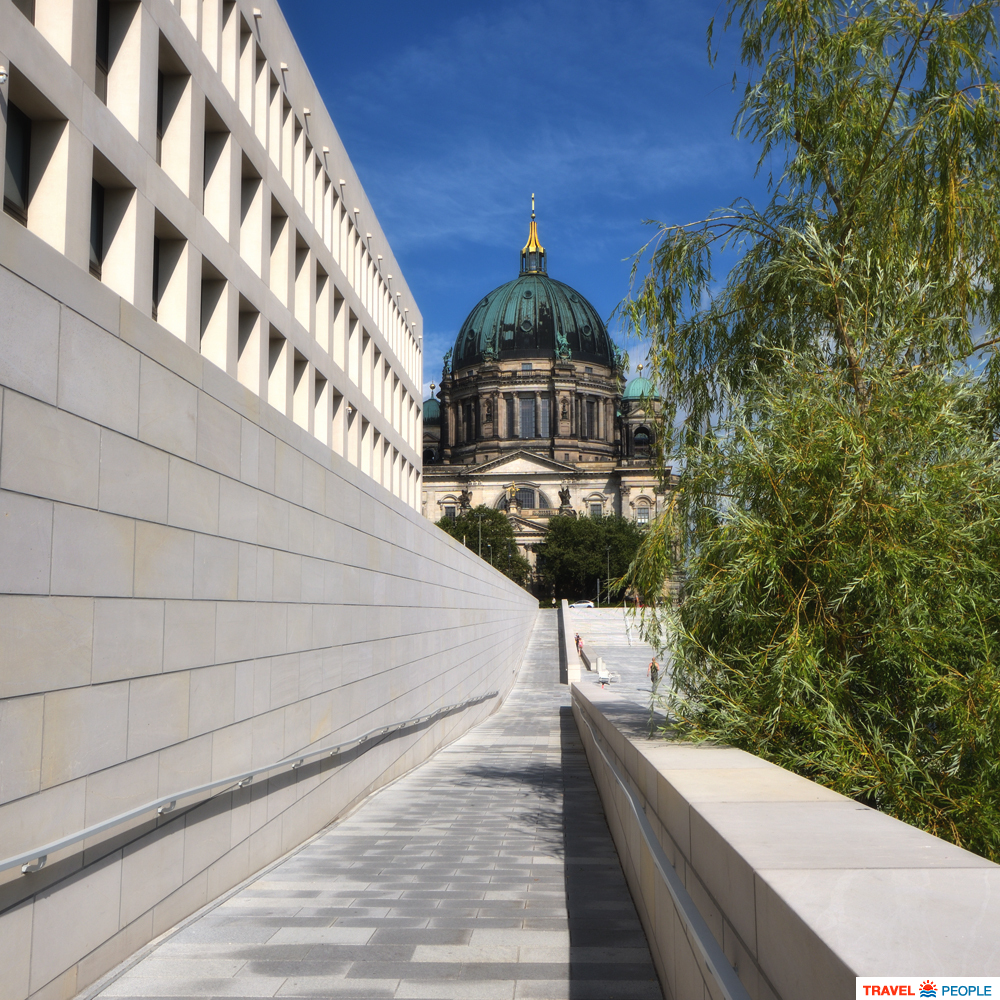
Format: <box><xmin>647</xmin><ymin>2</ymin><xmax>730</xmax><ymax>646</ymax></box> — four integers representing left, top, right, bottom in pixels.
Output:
<box><xmin>95</xmin><ymin>612</ymin><xmax>663</xmax><ymax>1000</ymax></box>
<box><xmin>571</xmin><ymin>608</ymin><xmax>665</xmax><ymax>714</ymax></box>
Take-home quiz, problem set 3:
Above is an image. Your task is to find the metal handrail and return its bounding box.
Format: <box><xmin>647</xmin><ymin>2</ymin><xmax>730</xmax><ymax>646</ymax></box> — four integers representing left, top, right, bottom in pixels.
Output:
<box><xmin>575</xmin><ymin>703</ymin><xmax>752</xmax><ymax>1000</ymax></box>
<box><xmin>1</xmin><ymin>691</ymin><xmax>499</xmax><ymax>877</ymax></box>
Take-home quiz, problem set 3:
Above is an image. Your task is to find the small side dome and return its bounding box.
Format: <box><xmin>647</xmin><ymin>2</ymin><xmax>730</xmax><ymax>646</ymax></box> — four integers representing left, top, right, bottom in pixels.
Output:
<box><xmin>623</xmin><ymin>376</ymin><xmax>659</xmax><ymax>401</ymax></box>
<box><xmin>423</xmin><ymin>397</ymin><xmax>441</xmax><ymax>424</ymax></box>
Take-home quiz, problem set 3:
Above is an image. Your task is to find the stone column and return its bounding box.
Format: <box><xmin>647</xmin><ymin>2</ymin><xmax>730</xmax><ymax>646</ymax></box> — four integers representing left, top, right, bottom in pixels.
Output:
<box><xmin>535</xmin><ymin>392</ymin><xmax>541</xmax><ymax>438</ymax></box>
<box><xmin>493</xmin><ymin>391</ymin><xmax>500</xmax><ymax>439</ymax></box>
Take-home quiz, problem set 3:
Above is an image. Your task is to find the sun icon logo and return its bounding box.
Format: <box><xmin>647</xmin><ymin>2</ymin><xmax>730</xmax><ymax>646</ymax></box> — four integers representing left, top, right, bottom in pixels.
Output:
<box><xmin>919</xmin><ymin>983</ymin><xmax>937</xmax><ymax>998</ymax></box>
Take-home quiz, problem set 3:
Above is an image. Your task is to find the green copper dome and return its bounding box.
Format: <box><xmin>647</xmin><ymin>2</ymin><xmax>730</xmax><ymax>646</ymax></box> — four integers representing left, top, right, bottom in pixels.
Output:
<box><xmin>453</xmin><ymin>273</ymin><xmax>614</xmax><ymax>369</ymax></box>
<box><xmin>623</xmin><ymin>375</ymin><xmax>659</xmax><ymax>400</ymax></box>
<box><xmin>452</xmin><ymin>210</ymin><xmax>615</xmax><ymax>370</ymax></box>
<box><xmin>423</xmin><ymin>397</ymin><xmax>441</xmax><ymax>424</ymax></box>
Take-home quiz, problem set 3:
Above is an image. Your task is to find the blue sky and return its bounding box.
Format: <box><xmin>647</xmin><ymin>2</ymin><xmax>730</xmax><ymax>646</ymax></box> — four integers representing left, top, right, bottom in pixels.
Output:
<box><xmin>282</xmin><ymin>0</ymin><xmax>767</xmax><ymax>399</ymax></box>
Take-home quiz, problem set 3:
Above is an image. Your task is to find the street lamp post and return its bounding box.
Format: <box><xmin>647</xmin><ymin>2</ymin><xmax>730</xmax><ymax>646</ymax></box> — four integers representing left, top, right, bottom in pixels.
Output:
<box><xmin>606</xmin><ymin>545</ymin><xmax>611</xmax><ymax>605</ymax></box>
<box><xmin>487</xmin><ymin>543</ymin><xmax>492</xmax><ymax>566</ymax></box>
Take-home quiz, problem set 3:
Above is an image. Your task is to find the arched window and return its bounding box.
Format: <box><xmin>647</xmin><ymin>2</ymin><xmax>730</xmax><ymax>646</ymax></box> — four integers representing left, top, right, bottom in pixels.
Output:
<box><xmin>516</xmin><ymin>487</ymin><xmax>535</xmax><ymax>509</ymax></box>
<box><xmin>634</xmin><ymin>426</ymin><xmax>651</xmax><ymax>455</ymax></box>
<box><xmin>636</xmin><ymin>503</ymin><xmax>650</xmax><ymax>525</ymax></box>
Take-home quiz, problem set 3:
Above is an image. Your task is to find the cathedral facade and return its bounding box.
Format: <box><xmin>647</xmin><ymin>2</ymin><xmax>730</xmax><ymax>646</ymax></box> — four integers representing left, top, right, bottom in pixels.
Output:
<box><xmin>420</xmin><ymin>207</ymin><xmax>665</xmax><ymax>571</ymax></box>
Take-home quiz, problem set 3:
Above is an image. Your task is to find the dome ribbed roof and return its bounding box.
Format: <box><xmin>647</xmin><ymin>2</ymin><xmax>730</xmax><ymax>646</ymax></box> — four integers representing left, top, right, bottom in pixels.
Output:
<box><xmin>453</xmin><ymin>273</ymin><xmax>614</xmax><ymax>370</ymax></box>
<box><xmin>623</xmin><ymin>376</ymin><xmax>659</xmax><ymax>400</ymax></box>
<box><xmin>423</xmin><ymin>397</ymin><xmax>441</xmax><ymax>424</ymax></box>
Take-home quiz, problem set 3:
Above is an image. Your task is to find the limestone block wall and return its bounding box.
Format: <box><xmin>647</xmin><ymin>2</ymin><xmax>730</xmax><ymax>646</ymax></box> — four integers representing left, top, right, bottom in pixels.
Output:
<box><xmin>0</xmin><ymin>0</ymin><xmax>423</xmax><ymax>510</ymax></box>
<box><xmin>0</xmin><ymin>237</ymin><xmax>537</xmax><ymax>1000</ymax></box>
<box><xmin>573</xmin><ymin>684</ymin><xmax>1000</xmax><ymax>1000</ymax></box>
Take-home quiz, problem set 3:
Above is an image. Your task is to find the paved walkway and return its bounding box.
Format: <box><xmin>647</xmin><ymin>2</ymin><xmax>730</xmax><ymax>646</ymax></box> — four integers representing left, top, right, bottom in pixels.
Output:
<box><xmin>570</xmin><ymin>608</ymin><xmax>666</xmax><ymax>712</ymax></box>
<box><xmin>97</xmin><ymin>611</ymin><xmax>662</xmax><ymax>1000</ymax></box>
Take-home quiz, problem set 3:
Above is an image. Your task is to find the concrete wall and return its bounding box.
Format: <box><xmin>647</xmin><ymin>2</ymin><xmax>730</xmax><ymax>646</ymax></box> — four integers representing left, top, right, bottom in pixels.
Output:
<box><xmin>0</xmin><ymin>239</ymin><xmax>537</xmax><ymax>1000</ymax></box>
<box><xmin>572</xmin><ymin>684</ymin><xmax>1000</xmax><ymax>1000</ymax></box>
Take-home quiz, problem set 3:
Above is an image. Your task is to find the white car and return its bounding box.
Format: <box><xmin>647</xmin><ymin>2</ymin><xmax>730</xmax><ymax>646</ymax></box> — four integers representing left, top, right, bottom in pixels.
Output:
<box><xmin>569</xmin><ymin>600</ymin><xmax>594</xmax><ymax>608</ymax></box>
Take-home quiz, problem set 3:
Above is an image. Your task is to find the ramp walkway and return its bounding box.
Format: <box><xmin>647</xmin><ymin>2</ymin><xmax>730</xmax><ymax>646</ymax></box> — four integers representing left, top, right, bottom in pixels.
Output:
<box><xmin>92</xmin><ymin>611</ymin><xmax>662</xmax><ymax>1000</ymax></box>
<box><xmin>570</xmin><ymin>608</ymin><xmax>664</xmax><ymax>709</ymax></box>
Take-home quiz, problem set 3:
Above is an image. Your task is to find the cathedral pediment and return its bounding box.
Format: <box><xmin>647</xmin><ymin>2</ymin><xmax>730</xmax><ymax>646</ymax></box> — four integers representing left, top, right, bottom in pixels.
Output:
<box><xmin>470</xmin><ymin>450</ymin><xmax>577</xmax><ymax>476</ymax></box>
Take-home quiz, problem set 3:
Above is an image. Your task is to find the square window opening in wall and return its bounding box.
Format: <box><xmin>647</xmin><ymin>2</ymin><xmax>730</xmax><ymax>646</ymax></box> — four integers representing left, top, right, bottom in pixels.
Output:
<box><xmin>313</xmin><ymin>371</ymin><xmax>329</xmax><ymax>445</ymax></box>
<box><xmin>152</xmin><ymin>211</ymin><xmax>187</xmax><ymax>337</ymax></box>
<box><xmin>294</xmin><ymin>231</ymin><xmax>311</xmax><ymax>331</ymax></box>
<box><xmin>157</xmin><ymin>35</ymin><xmax>191</xmax><ymax>186</ymax></box>
<box><xmin>254</xmin><ymin>48</ymin><xmax>268</xmax><ymax>146</ymax></box>
<box><xmin>3</xmin><ymin>101</ymin><xmax>32</xmax><ymax>226</ymax></box>
<box><xmin>4</xmin><ymin>70</ymin><xmax>68</xmax><ymax>246</ymax></box>
<box><xmin>332</xmin><ymin>287</ymin><xmax>346</xmax><ymax>367</ymax></box>
<box><xmin>267</xmin><ymin>326</ymin><xmax>289</xmax><ymax>415</ymax></box>
<box><xmin>239</xmin><ymin>153</ymin><xmax>263</xmax><ymax>274</ymax></box>
<box><xmin>93</xmin><ymin>2</ymin><xmax>144</xmax><ymax>131</ymax></box>
<box><xmin>280</xmin><ymin>96</ymin><xmax>293</xmax><ymax>186</ymax></box>
<box><xmin>95</xmin><ymin>0</ymin><xmax>110</xmax><ymax>102</ymax></box>
<box><xmin>200</xmin><ymin>258</ymin><xmax>229</xmax><ymax>372</ymax></box>
<box><xmin>522</xmin><ymin>363</ymin><xmax>532</xmax><ymax>372</ymax></box>
<box><xmin>238</xmin><ymin>14</ymin><xmax>254</xmax><ymax>124</ymax></box>
<box><xmin>90</xmin><ymin>148</ymin><xmax>135</xmax><ymax>293</ymax></box>
<box><xmin>292</xmin><ymin>118</ymin><xmax>303</xmax><ymax>201</ymax></box>
<box><xmin>237</xmin><ymin>295</ymin><xmax>262</xmax><ymax>394</ymax></box>
<box><xmin>267</xmin><ymin>70</ymin><xmax>281</xmax><ymax>167</ymax></box>
<box><xmin>221</xmin><ymin>0</ymin><xmax>238</xmax><ymax>98</ymax></box>
<box><xmin>292</xmin><ymin>349</ymin><xmax>309</xmax><ymax>430</ymax></box>
<box><xmin>203</xmin><ymin>100</ymin><xmax>231</xmax><ymax>237</ymax></box>
<box><xmin>269</xmin><ymin>197</ymin><xmax>290</xmax><ymax>304</ymax></box>
<box><xmin>331</xmin><ymin>389</ymin><xmax>345</xmax><ymax>457</ymax></box>
<box><xmin>303</xmin><ymin>142</ymin><xmax>313</xmax><ymax>215</ymax></box>
<box><xmin>315</xmin><ymin>261</ymin><xmax>330</xmax><ymax>351</ymax></box>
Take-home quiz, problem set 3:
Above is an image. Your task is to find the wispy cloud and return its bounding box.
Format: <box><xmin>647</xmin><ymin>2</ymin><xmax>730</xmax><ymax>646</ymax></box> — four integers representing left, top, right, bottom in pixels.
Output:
<box><xmin>288</xmin><ymin>0</ymin><xmax>764</xmax><ymax>390</ymax></box>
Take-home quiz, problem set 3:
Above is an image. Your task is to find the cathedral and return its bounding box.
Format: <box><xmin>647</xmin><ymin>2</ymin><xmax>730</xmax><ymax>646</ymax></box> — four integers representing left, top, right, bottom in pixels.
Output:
<box><xmin>420</xmin><ymin>204</ymin><xmax>665</xmax><ymax>571</ymax></box>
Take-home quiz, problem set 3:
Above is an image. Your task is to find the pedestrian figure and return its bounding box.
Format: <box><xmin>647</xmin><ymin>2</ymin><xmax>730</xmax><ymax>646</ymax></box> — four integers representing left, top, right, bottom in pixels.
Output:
<box><xmin>574</xmin><ymin>633</ymin><xmax>582</xmax><ymax>655</ymax></box>
<box><xmin>647</xmin><ymin>658</ymin><xmax>660</xmax><ymax>687</ymax></box>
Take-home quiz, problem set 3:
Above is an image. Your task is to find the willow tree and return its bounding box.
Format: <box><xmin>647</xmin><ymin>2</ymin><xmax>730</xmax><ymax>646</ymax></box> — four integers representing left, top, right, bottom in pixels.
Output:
<box><xmin>622</xmin><ymin>1</ymin><xmax>1000</xmax><ymax>858</ymax></box>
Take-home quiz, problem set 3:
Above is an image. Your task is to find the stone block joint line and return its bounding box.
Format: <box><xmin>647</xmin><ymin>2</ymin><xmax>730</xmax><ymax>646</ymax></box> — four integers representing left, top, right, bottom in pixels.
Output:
<box><xmin>1</xmin><ymin>692</ymin><xmax>499</xmax><ymax>877</ymax></box>
<box><xmin>92</xmin><ymin>611</ymin><xmax>663</xmax><ymax>1000</ymax></box>
<box><xmin>576</xmin><ymin>708</ymin><xmax>751</xmax><ymax>1000</ymax></box>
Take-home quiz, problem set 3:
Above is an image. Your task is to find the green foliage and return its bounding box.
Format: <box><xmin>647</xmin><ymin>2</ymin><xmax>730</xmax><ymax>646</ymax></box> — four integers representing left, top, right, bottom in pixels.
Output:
<box><xmin>621</xmin><ymin>0</ymin><xmax>1000</xmax><ymax>454</ymax></box>
<box><xmin>620</xmin><ymin>0</ymin><xmax>1000</xmax><ymax>858</ymax></box>
<box><xmin>655</xmin><ymin>364</ymin><xmax>1000</xmax><ymax>859</ymax></box>
<box><xmin>535</xmin><ymin>515</ymin><xmax>645</xmax><ymax>602</ymax></box>
<box><xmin>436</xmin><ymin>505</ymin><xmax>532</xmax><ymax>587</ymax></box>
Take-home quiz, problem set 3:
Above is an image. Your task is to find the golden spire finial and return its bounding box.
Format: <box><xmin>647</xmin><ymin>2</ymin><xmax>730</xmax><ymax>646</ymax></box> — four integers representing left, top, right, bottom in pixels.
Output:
<box><xmin>521</xmin><ymin>194</ymin><xmax>546</xmax><ymax>273</ymax></box>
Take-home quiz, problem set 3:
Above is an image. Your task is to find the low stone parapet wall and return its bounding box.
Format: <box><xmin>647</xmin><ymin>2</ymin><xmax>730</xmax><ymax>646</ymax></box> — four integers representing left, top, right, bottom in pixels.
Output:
<box><xmin>572</xmin><ymin>683</ymin><xmax>1000</xmax><ymax>1000</ymax></box>
<box><xmin>557</xmin><ymin>600</ymin><xmax>581</xmax><ymax>684</ymax></box>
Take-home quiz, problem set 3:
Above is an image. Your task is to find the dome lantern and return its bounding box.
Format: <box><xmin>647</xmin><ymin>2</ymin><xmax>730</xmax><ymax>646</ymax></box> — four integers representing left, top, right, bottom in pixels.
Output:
<box><xmin>520</xmin><ymin>194</ymin><xmax>546</xmax><ymax>275</ymax></box>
